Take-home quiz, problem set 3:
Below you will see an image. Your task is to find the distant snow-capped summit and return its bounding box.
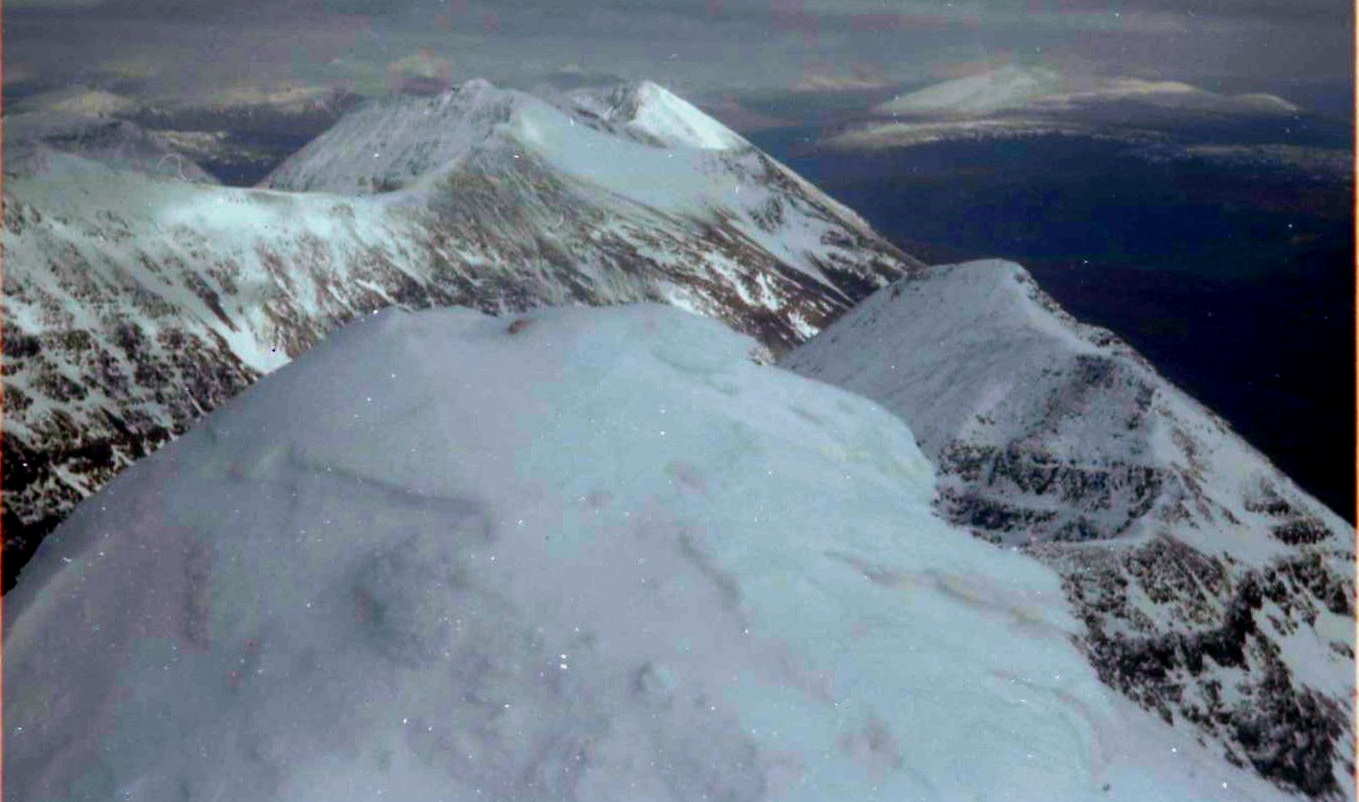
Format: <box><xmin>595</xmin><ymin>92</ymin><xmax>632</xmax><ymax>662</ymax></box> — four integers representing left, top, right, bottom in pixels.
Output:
<box><xmin>872</xmin><ymin>66</ymin><xmax>1298</xmax><ymax>118</ymax></box>
<box><xmin>837</xmin><ymin>67</ymin><xmax>1307</xmax><ymax>150</ymax></box>
<box><xmin>3</xmin><ymin>77</ymin><xmax>921</xmax><ymax>591</ymax></box>
<box><xmin>783</xmin><ymin>260</ymin><xmax>1355</xmax><ymax>799</ymax></box>
<box><xmin>562</xmin><ymin>80</ymin><xmax>750</xmax><ymax>150</ymax></box>
<box><xmin>5</xmin><ymin>111</ymin><xmax>218</xmax><ymax>183</ymax></box>
<box><xmin>873</xmin><ymin>64</ymin><xmax>1065</xmax><ymax>115</ymax></box>
<box><xmin>260</xmin><ymin>79</ymin><xmax>525</xmax><ymax>193</ymax></box>
<box><xmin>262</xmin><ymin>79</ymin><xmax>749</xmax><ymax>194</ymax></box>
<box><xmin>9</xmin><ymin>86</ymin><xmax>141</xmax><ymax>118</ymax></box>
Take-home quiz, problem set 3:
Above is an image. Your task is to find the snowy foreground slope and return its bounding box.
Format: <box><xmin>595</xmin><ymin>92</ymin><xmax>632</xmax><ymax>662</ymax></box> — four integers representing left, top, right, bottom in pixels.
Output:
<box><xmin>5</xmin><ymin>303</ymin><xmax>1288</xmax><ymax>802</ymax></box>
<box><xmin>783</xmin><ymin>261</ymin><xmax>1355</xmax><ymax>799</ymax></box>
<box><xmin>1</xmin><ymin>78</ymin><xmax>920</xmax><ymax>589</ymax></box>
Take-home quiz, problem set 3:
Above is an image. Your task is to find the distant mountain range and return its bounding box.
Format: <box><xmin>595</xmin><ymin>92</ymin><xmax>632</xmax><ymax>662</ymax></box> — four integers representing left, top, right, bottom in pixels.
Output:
<box><xmin>872</xmin><ymin>65</ymin><xmax>1298</xmax><ymax>118</ymax></box>
<box><xmin>825</xmin><ymin>65</ymin><xmax>1332</xmax><ymax>152</ymax></box>
<box><xmin>2</xmin><ymin>79</ymin><xmax>920</xmax><ymax>591</ymax></box>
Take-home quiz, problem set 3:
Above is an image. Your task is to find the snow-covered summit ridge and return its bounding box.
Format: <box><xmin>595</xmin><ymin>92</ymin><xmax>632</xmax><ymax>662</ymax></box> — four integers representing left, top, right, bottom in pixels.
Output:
<box><xmin>561</xmin><ymin>79</ymin><xmax>749</xmax><ymax>150</ymax></box>
<box><xmin>263</xmin><ymin>78</ymin><xmax>745</xmax><ymax>195</ymax></box>
<box><xmin>260</xmin><ymin>79</ymin><xmax>534</xmax><ymax>193</ymax></box>
<box><xmin>790</xmin><ymin>259</ymin><xmax>1349</xmax><ymax>554</ymax></box>
<box><xmin>4</xmin><ymin>303</ymin><xmax>1286</xmax><ymax>802</ymax></box>
<box><xmin>783</xmin><ymin>260</ymin><xmax>1355</xmax><ymax>799</ymax></box>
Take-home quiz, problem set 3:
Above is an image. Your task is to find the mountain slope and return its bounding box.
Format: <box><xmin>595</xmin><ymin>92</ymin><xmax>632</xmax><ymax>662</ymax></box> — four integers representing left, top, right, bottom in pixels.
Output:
<box><xmin>4</xmin><ymin>302</ymin><xmax>1289</xmax><ymax>802</ymax></box>
<box><xmin>782</xmin><ymin>260</ymin><xmax>1355</xmax><ymax>799</ymax></box>
<box><xmin>1</xmin><ymin>79</ymin><xmax>922</xmax><ymax>591</ymax></box>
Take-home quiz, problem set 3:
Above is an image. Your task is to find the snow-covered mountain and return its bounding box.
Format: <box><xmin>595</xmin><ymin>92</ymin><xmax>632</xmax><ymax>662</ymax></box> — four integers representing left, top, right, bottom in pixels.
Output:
<box><xmin>782</xmin><ymin>260</ymin><xmax>1355</xmax><ymax>799</ymax></box>
<box><xmin>4</xmin><ymin>302</ymin><xmax>1292</xmax><ymax>802</ymax></box>
<box><xmin>830</xmin><ymin>67</ymin><xmax>1307</xmax><ymax>150</ymax></box>
<box><xmin>5</xmin><ymin>111</ymin><xmax>219</xmax><ymax>184</ymax></box>
<box><xmin>9</xmin><ymin>87</ymin><xmax>142</xmax><ymax>118</ymax></box>
<box><xmin>1</xmin><ymin>78</ymin><xmax>922</xmax><ymax>591</ymax></box>
<box><xmin>872</xmin><ymin>66</ymin><xmax>1298</xmax><ymax>119</ymax></box>
<box><xmin>873</xmin><ymin>65</ymin><xmax>1066</xmax><ymax>116</ymax></box>
<box><xmin>261</xmin><ymin>79</ymin><xmax>751</xmax><ymax>191</ymax></box>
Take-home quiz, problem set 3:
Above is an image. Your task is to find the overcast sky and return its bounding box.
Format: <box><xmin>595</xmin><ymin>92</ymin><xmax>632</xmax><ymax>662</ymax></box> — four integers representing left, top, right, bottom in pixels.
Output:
<box><xmin>5</xmin><ymin>0</ymin><xmax>1353</xmax><ymax>108</ymax></box>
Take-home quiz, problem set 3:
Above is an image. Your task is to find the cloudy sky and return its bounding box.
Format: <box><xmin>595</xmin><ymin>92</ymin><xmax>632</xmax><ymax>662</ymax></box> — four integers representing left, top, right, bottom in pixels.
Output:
<box><xmin>5</xmin><ymin>0</ymin><xmax>1353</xmax><ymax>110</ymax></box>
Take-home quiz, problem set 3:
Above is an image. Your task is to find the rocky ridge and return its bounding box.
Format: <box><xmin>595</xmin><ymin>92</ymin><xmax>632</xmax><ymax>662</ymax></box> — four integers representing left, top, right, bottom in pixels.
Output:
<box><xmin>782</xmin><ymin>260</ymin><xmax>1356</xmax><ymax>799</ymax></box>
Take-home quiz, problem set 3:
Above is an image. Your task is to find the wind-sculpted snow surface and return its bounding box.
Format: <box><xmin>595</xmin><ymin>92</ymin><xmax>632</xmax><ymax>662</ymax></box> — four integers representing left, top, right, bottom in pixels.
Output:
<box><xmin>782</xmin><ymin>260</ymin><xmax>1356</xmax><ymax>799</ymax></box>
<box><xmin>2</xmin><ymin>78</ymin><xmax>919</xmax><ymax>590</ymax></box>
<box><xmin>4</xmin><ymin>304</ymin><xmax>1287</xmax><ymax>802</ymax></box>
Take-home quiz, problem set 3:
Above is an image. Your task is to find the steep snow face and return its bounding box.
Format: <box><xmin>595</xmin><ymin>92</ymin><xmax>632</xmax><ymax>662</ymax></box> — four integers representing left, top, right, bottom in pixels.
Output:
<box><xmin>4</xmin><ymin>304</ymin><xmax>1288</xmax><ymax>802</ymax></box>
<box><xmin>2</xmin><ymin>78</ymin><xmax>921</xmax><ymax>592</ymax></box>
<box><xmin>562</xmin><ymin>80</ymin><xmax>748</xmax><ymax>150</ymax></box>
<box><xmin>873</xmin><ymin>65</ymin><xmax>1065</xmax><ymax>115</ymax></box>
<box><xmin>782</xmin><ymin>260</ymin><xmax>1356</xmax><ymax>799</ymax></box>
<box><xmin>260</xmin><ymin>80</ymin><xmax>529</xmax><ymax>194</ymax></box>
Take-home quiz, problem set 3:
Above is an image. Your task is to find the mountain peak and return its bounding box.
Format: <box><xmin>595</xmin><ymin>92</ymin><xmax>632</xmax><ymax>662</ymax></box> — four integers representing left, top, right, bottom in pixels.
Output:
<box><xmin>566</xmin><ymin>79</ymin><xmax>747</xmax><ymax>150</ymax></box>
<box><xmin>782</xmin><ymin>260</ymin><xmax>1355</xmax><ymax>798</ymax></box>
<box><xmin>874</xmin><ymin>65</ymin><xmax>1065</xmax><ymax>115</ymax></box>
<box><xmin>261</xmin><ymin>80</ymin><xmax>541</xmax><ymax>193</ymax></box>
<box><xmin>870</xmin><ymin>68</ymin><xmax>1300</xmax><ymax>121</ymax></box>
<box><xmin>263</xmin><ymin>78</ymin><xmax>748</xmax><ymax>194</ymax></box>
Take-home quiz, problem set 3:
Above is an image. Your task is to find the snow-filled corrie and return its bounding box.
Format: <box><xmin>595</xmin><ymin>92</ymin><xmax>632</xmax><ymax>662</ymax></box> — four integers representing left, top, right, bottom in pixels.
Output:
<box><xmin>4</xmin><ymin>304</ymin><xmax>1288</xmax><ymax>802</ymax></box>
<box><xmin>782</xmin><ymin>260</ymin><xmax>1356</xmax><ymax>799</ymax></box>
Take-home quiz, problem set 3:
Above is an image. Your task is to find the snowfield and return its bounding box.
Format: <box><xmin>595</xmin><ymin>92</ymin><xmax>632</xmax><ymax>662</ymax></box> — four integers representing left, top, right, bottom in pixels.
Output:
<box><xmin>3</xmin><ymin>304</ymin><xmax>1287</xmax><ymax>802</ymax></box>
